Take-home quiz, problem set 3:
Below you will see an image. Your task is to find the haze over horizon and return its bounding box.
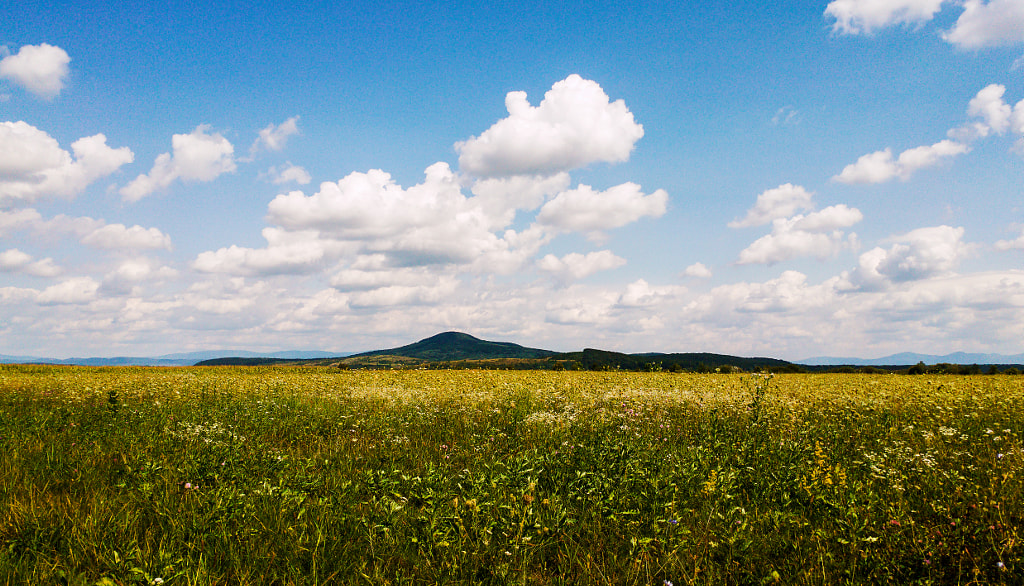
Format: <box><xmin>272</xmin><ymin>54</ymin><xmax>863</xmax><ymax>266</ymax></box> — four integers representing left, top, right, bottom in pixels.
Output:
<box><xmin>2</xmin><ymin>0</ymin><xmax>1023</xmax><ymax>361</ymax></box>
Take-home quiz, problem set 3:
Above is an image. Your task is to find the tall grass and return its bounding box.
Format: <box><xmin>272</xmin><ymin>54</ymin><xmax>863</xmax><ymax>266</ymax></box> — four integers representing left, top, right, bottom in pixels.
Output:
<box><xmin>1</xmin><ymin>366</ymin><xmax>1021</xmax><ymax>584</ymax></box>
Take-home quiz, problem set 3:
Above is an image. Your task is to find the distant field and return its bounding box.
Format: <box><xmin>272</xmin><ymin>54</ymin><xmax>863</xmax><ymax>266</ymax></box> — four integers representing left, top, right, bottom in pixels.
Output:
<box><xmin>1</xmin><ymin>366</ymin><xmax>1021</xmax><ymax>584</ymax></box>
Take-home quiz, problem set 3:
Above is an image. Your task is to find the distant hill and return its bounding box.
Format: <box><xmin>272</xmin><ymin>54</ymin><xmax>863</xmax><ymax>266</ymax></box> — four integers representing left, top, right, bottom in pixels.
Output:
<box><xmin>1</xmin><ymin>349</ymin><xmax>345</xmax><ymax>367</ymax></box>
<box><xmin>350</xmin><ymin>331</ymin><xmax>557</xmax><ymax>361</ymax></box>
<box><xmin>337</xmin><ymin>332</ymin><xmax>798</xmax><ymax>372</ymax></box>
<box><xmin>798</xmin><ymin>351</ymin><xmax>1024</xmax><ymax>366</ymax></box>
<box><xmin>563</xmin><ymin>349</ymin><xmax>796</xmax><ymax>372</ymax></box>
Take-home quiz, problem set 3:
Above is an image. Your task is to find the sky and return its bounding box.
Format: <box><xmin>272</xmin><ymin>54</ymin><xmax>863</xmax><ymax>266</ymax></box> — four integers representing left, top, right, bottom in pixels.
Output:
<box><xmin>1</xmin><ymin>0</ymin><xmax>1023</xmax><ymax>360</ymax></box>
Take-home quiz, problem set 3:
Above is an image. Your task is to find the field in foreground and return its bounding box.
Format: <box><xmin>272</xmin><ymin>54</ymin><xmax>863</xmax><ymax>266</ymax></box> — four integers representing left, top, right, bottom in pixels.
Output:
<box><xmin>1</xmin><ymin>367</ymin><xmax>1021</xmax><ymax>585</ymax></box>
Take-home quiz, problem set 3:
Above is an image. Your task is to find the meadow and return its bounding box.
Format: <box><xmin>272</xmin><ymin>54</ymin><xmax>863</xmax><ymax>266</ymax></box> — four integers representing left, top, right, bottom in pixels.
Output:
<box><xmin>0</xmin><ymin>366</ymin><xmax>1021</xmax><ymax>585</ymax></box>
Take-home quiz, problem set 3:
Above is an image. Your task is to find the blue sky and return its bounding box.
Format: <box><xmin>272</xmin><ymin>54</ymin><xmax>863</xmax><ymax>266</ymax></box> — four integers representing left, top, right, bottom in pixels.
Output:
<box><xmin>2</xmin><ymin>0</ymin><xmax>1023</xmax><ymax>359</ymax></box>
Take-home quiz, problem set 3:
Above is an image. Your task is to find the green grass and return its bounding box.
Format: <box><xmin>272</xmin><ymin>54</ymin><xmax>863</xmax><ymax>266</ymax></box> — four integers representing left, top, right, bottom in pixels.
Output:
<box><xmin>1</xmin><ymin>366</ymin><xmax>1021</xmax><ymax>584</ymax></box>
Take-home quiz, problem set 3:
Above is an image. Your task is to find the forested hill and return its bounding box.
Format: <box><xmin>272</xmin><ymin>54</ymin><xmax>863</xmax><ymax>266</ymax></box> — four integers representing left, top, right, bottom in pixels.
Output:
<box><xmin>198</xmin><ymin>331</ymin><xmax>799</xmax><ymax>371</ymax></box>
<box><xmin>349</xmin><ymin>331</ymin><xmax>557</xmax><ymax>361</ymax></box>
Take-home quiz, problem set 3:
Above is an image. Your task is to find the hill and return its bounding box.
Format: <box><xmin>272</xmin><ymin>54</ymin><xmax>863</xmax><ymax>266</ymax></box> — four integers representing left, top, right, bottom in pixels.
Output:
<box><xmin>349</xmin><ymin>331</ymin><xmax>557</xmax><ymax>361</ymax></box>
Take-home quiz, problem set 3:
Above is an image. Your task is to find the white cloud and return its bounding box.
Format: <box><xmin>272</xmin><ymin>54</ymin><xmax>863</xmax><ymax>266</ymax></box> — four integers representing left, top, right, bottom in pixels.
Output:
<box><xmin>36</xmin><ymin>277</ymin><xmax>99</xmax><ymax>305</ymax></box>
<box><xmin>683</xmin><ymin>262</ymin><xmax>712</xmax><ymax>278</ymax></box>
<box><xmin>0</xmin><ymin>208</ymin><xmax>43</xmax><ymax>237</ymax></box>
<box><xmin>120</xmin><ymin>125</ymin><xmax>236</xmax><ymax>202</ymax></box>
<box><xmin>100</xmin><ymin>258</ymin><xmax>178</xmax><ymax>295</ymax></box>
<box><xmin>261</xmin><ymin>162</ymin><xmax>311</xmax><ymax>185</ymax></box>
<box><xmin>0</xmin><ymin>249</ymin><xmax>61</xmax><ymax>277</ymax></box>
<box><xmin>968</xmin><ymin>84</ymin><xmax>1013</xmax><ymax>134</ymax></box>
<box><xmin>833</xmin><ymin>140</ymin><xmax>969</xmax><ymax>184</ymax></box>
<box><xmin>737</xmin><ymin>205</ymin><xmax>863</xmax><ymax>265</ymax></box>
<box><xmin>347</xmin><ymin>277</ymin><xmax>460</xmax><ymax>309</ymax></box>
<box><xmin>535</xmin><ymin>182</ymin><xmax>668</xmax><ymax>239</ymax></box>
<box><xmin>944</xmin><ymin>0</ymin><xmax>1024</xmax><ymax>48</ymax></box>
<box><xmin>257</xmin><ymin>162</ymin><xmax>550</xmax><ymax>274</ymax></box>
<box><xmin>617</xmin><ymin>279</ymin><xmax>685</xmax><ymax>308</ymax></box>
<box><xmin>771</xmin><ymin>106</ymin><xmax>800</xmax><ymax>126</ymax></box>
<box><xmin>81</xmin><ymin>224</ymin><xmax>173</xmax><ymax>250</ymax></box>
<box><xmin>850</xmin><ymin>225</ymin><xmax>975</xmax><ymax>287</ymax></box>
<box><xmin>0</xmin><ymin>43</ymin><xmax>70</xmax><ymax>98</ymax></box>
<box><xmin>995</xmin><ymin>225</ymin><xmax>1024</xmax><ymax>250</ymax></box>
<box><xmin>825</xmin><ymin>0</ymin><xmax>945</xmax><ymax>34</ymax></box>
<box><xmin>250</xmin><ymin>116</ymin><xmax>300</xmax><ymax>155</ymax></box>
<box><xmin>729</xmin><ymin>184</ymin><xmax>814</xmax><ymax>228</ymax></box>
<box><xmin>193</xmin><ymin>228</ymin><xmax>336</xmax><ymax>276</ymax></box>
<box><xmin>330</xmin><ymin>266</ymin><xmax>441</xmax><ymax>291</ymax></box>
<box><xmin>469</xmin><ymin>173</ymin><xmax>570</xmax><ymax>226</ymax></box>
<box><xmin>268</xmin><ymin>164</ymin><xmax>464</xmax><ymax>239</ymax></box>
<box><xmin>0</xmin><ymin>122</ymin><xmax>133</xmax><ymax>205</ymax></box>
<box><xmin>456</xmin><ymin>74</ymin><xmax>644</xmax><ymax>177</ymax></box>
<box><xmin>537</xmin><ymin>250</ymin><xmax>626</xmax><ymax>282</ymax></box>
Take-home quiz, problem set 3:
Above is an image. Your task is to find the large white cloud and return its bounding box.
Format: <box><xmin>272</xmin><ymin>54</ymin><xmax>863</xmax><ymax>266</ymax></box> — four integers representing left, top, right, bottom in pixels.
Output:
<box><xmin>737</xmin><ymin>206</ymin><xmax>863</xmax><ymax>265</ymax></box>
<box><xmin>469</xmin><ymin>173</ymin><xmax>570</xmax><ymax>227</ymax></box>
<box><xmin>535</xmin><ymin>182</ymin><xmax>668</xmax><ymax>239</ymax></box>
<box><xmin>0</xmin><ymin>249</ymin><xmax>61</xmax><ymax>277</ymax></box>
<box><xmin>944</xmin><ymin>0</ymin><xmax>1024</xmax><ymax>48</ymax></box>
<box><xmin>0</xmin><ymin>122</ymin><xmax>133</xmax><ymax>205</ymax></box>
<box><xmin>833</xmin><ymin>140</ymin><xmax>969</xmax><ymax>184</ymax></box>
<box><xmin>120</xmin><ymin>125</ymin><xmax>236</xmax><ymax>202</ymax></box>
<box><xmin>193</xmin><ymin>228</ymin><xmax>339</xmax><ymax>276</ymax></box>
<box><xmin>0</xmin><ymin>44</ymin><xmax>70</xmax><ymax>99</ymax></box>
<box><xmin>825</xmin><ymin>0</ymin><xmax>945</xmax><ymax>34</ymax></box>
<box><xmin>81</xmin><ymin>224</ymin><xmax>173</xmax><ymax>250</ymax></box>
<box><xmin>851</xmin><ymin>225</ymin><xmax>975</xmax><ymax>287</ymax></box>
<box><xmin>456</xmin><ymin>75</ymin><xmax>644</xmax><ymax>177</ymax></box>
<box><xmin>729</xmin><ymin>184</ymin><xmax>814</xmax><ymax>228</ymax></box>
<box><xmin>537</xmin><ymin>250</ymin><xmax>626</xmax><ymax>282</ymax></box>
<box><xmin>36</xmin><ymin>277</ymin><xmax>100</xmax><ymax>305</ymax></box>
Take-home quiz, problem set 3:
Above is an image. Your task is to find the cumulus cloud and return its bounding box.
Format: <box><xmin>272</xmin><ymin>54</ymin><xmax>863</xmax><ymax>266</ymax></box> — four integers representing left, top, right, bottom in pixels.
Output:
<box><xmin>120</xmin><ymin>125</ymin><xmax>236</xmax><ymax>202</ymax></box>
<box><xmin>737</xmin><ymin>206</ymin><xmax>863</xmax><ymax>265</ymax></box>
<box><xmin>0</xmin><ymin>249</ymin><xmax>61</xmax><ymax>277</ymax></box>
<box><xmin>81</xmin><ymin>223</ymin><xmax>173</xmax><ymax>250</ymax></box>
<box><xmin>36</xmin><ymin>277</ymin><xmax>99</xmax><ymax>305</ymax></box>
<box><xmin>683</xmin><ymin>262</ymin><xmax>712</xmax><ymax>278</ymax></box>
<box><xmin>193</xmin><ymin>228</ymin><xmax>337</xmax><ymax>276</ymax></box>
<box><xmin>825</xmin><ymin>0</ymin><xmax>945</xmax><ymax>34</ymax></box>
<box><xmin>850</xmin><ymin>225</ymin><xmax>975</xmax><ymax>288</ymax></box>
<box><xmin>537</xmin><ymin>250</ymin><xmax>626</xmax><ymax>282</ymax></box>
<box><xmin>729</xmin><ymin>184</ymin><xmax>814</xmax><ymax>228</ymax></box>
<box><xmin>260</xmin><ymin>162</ymin><xmax>311</xmax><ymax>185</ymax></box>
<box><xmin>0</xmin><ymin>43</ymin><xmax>70</xmax><ymax>98</ymax></box>
<box><xmin>995</xmin><ymin>225</ymin><xmax>1024</xmax><ymax>250</ymax></box>
<box><xmin>347</xmin><ymin>277</ymin><xmax>460</xmax><ymax>309</ymax></box>
<box><xmin>257</xmin><ymin>162</ymin><xmax>554</xmax><ymax>274</ymax></box>
<box><xmin>100</xmin><ymin>258</ymin><xmax>178</xmax><ymax>295</ymax></box>
<box><xmin>949</xmin><ymin>85</ymin><xmax>1024</xmax><ymax>144</ymax></box>
<box><xmin>826</xmin><ymin>0</ymin><xmax>1024</xmax><ymax>49</ymax></box>
<box><xmin>969</xmin><ymin>84</ymin><xmax>1013</xmax><ymax>134</ymax></box>
<box><xmin>330</xmin><ymin>266</ymin><xmax>442</xmax><ymax>291</ymax></box>
<box><xmin>0</xmin><ymin>208</ymin><xmax>44</xmax><ymax>237</ymax></box>
<box><xmin>0</xmin><ymin>122</ymin><xmax>133</xmax><ymax>205</ymax></box>
<box><xmin>944</xmin><ymin>0</ymin><xmax>1024</xmax><ymax>48</ymax></box>
<box><xmin>536</xmin><ymin>182</ymin><xmax>667</xmax><ymax>239</ymax></box>
<box><xmin>250</xmin><ymin>116</ymin><xmax>300</xmax><ymax>155</ymax></box>
<box><xmin>833</xmin><ymin>140</ymin><xmax>969</xmax><ymax>184</ymax></box>
<box><xmin>469</xmin><ymin>173</ymin><xmax>570</xmax><ymax>225</ymax></box>
<box><xmin>456</xmin><ymin>74</ymin><xmax>644</xmax><ymax>177</ymax></box>
<box><xmin>617</xmin><ymin>279</ymin><xmax>684</xmax><ymax>308</ymax></box>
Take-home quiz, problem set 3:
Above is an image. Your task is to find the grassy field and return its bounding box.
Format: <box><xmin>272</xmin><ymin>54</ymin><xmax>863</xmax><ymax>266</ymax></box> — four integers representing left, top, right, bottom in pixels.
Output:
<box><xmin>0</xmin><ymin>366</ymin><xmax>1021</xmax><ymax>585</ymax></box>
